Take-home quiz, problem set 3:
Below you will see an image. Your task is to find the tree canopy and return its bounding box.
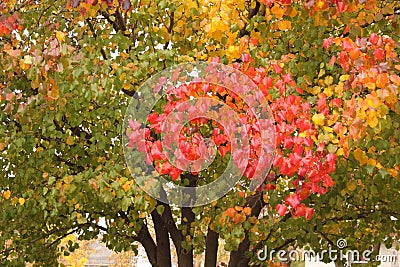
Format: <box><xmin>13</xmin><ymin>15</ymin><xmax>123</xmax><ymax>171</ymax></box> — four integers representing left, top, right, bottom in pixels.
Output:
<box><xmin>0</xmin><ymin>0</ymin><xmax>399</xmax><ymax>266</ymax></box>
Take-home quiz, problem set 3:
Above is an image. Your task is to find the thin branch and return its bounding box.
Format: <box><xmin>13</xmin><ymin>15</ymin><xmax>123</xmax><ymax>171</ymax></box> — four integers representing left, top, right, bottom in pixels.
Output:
<box><xmin>86</xmin><ymin>18</ymin><xmax>108</xmax><ymax>60</ymax></box>
<box><xmin>238</xmin><ymin>0</ymin><xmax>261</xmax><ymax>38</ymax></box>
<box><xmin>163</xmin><ymin>11</ymin><xmax>175</xmax><ymax>50</ymax></box>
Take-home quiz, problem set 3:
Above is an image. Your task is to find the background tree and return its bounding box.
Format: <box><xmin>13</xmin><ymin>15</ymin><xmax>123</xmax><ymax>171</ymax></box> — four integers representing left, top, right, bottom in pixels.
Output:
<box><xmin>0</xmin><ymin>0</ymin><xmax>398</xmax><ymax>267</ymax></box>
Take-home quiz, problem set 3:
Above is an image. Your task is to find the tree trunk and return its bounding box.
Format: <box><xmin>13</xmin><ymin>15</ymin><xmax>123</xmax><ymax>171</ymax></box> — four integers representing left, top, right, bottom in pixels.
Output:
<box><xmin>151</xmin><ymin>209</ymin><xmax>172</xmax><ymax>267</ymax></box>
<box><xmin>228</xmin><ymin>236</ymin><xmax>252</xmax><ymax>267</ymax></box>
<box><xmin>178</xmin><ymin>206</ymin><xmax>195</xmax><ymax>267</ymax></box>
<box><xmin>178</xmin><ymin>173</ymin><xmax>197</xmax><ymax>267</ymax></box>
<box><xmin>205</xmin><ymin>229</ymin><xmax>219</xmax><ymax>267</ymax></box>
<box><xmin>178</xmin><ymin>245</ymin><xmax>194</xmax><ymax>267</ymax></box>
<box><xmin>136</xmin><ymin>223</ymin><xmax>158</xmax><ymax>267</ymax></box>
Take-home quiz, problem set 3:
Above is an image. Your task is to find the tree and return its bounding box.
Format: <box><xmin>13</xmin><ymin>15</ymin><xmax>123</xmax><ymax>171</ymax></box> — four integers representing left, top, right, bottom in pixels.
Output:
<box><xmin>0</xmin><ymin>0</ymin><xmax>398</xmax><ymax>267</ymax></box>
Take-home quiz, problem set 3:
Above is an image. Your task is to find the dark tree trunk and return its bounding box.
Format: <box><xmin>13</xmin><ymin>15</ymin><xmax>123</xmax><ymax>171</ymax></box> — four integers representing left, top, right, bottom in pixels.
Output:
<box><xmin>177</xmin><ymin>173</ymin><xmax>197</xmax><ymax>267</ymax></box>
<box><xmin>151</xmin><ymin>209</ymin><xmax>172</xmax><ymax>267</ymax></box>
<box><xmin>178</xmin><ymin>206</ymin><xmax>195</xmax><ymax>267</ymax></box>
<box><xmin>228</xmin><ymin>235</ymin><xmax>252</xmax><ymax>267</ymax></box>
<box><xmin>205</xmin><ymin>229</ymin><xmax>219</xmax><ymax>267</ymax></box>
<box><xmin>136</xmin><ymin>223</ymin><xmax>158</xmax><ymax>267</ymax></box>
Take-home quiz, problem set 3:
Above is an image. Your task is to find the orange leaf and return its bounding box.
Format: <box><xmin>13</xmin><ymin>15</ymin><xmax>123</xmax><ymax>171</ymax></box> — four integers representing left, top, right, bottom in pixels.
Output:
<box><xmin>271</xmin><ymin>4</ymin><xmax>285</xmax><ymax>19</ymax></box>
<box><xmin>278</xmin><ymin>20</ymin><xmax>291</xmax><ymax>31</ymax></box>
<box><xmin>234</xmin><ymin>206</ymin><xmax>243</xmax><ymax>211</ymax></box>
<box><xmin>3</xmin><ymin>190</ymin><xmax>11</xmax><ymax>200</ymax></box>
<box><xmin>376</xmin><ymin>73</ymin><xmax>388</xmax><ymax>88</ymax></box>
<box><xmin>243</xmin><ymin>207</ymin><xmax>252</xmax><ymax>216</ymax></box>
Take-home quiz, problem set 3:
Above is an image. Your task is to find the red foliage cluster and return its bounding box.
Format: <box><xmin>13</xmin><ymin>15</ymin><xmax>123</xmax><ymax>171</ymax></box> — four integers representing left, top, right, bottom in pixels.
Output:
<box><xmin>237</xmin><ymin>60</ymin><xmax>337</xmax><ymax>219</ymax></box>
<box><xmin>127</xmin><ymin>57</ymin><xmax>338</xmax><ymax>220</ymax></box>
<box><xmin>0</xmin><ymin>16</ymin><xmax>22</xmax><ymax>35</ymax></box>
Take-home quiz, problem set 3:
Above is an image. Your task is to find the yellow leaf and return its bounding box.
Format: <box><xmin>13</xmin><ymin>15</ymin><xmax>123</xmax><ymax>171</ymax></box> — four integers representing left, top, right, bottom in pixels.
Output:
<box><xmin>367</xmin><ymin>96</ymin><xmax>380</xmax><ymax>108</ymax></box>
<box><xmin>367</xmin><ymin>110</ymin><xmax>378</xmax><ymax>128</ymax></box>
<box><xmin>323</xmin><ymin>86</ymin><xmax>334</xmax><ymax>97</ymax></box>
<box><xmin>123</xmin><ymin>83</ymin><xmax>130</xmax><ymax>90</ymax></box>
<box><xmin>324</xmin><ymin>76</ymin><xmax>334</xmax><ymax>86</ymax></box>
<box><xmin>122</xmin><ymin>181</ymin><xmax>132</xmax><ymax>192</ymax></box>
<box><xmin>353</xmin><ymin>148</ymin><xmax>369</xmax><ymax>165</ymax></box>
<box><xmin>346</xmin><ymin>180</ymin><xmax>357</xmax><ymax>191</ymax></box>
<box><xmin>312</xmin><ymin>113</ymin><xmax>325</xmax><ymax>126</ymax></box>
<box><xmin>66</xmin><ymin>136</ymin><xmax>74</xmax><ymax>146</ymax></box>
<box><xmin>226</xmin><ymin>45</ymin><xmax>241</xmax><ymax>60</ymax></box>
<box><xmin>339</xmin><ymin>75</ymin><xmax>349</xmax><ymax>81</ymax></box>
<box><xmin>298</xmin><ymin>131</ymin><xmax>308</xmax><ymax>138</ymax></box>
<box><xmin>318</xmin><ymin>69</ymin><xmax>326</xmax><ymax>78</ymax></box>
<box><xmin>263</xmin><ymin>193</ymin><xmax>269</xmax><ymax>203</ymax></box>
<box><xmin>307</xmin><ymin>86</ymin><xmax>321</xmax><ymax>95</ymax></box>
<box><xmin>19</xmin><ymin>59</ymin><xmax>30</xmax><ymax>70</ymax></box>
<box><xmin>18</xmin><ymin>197</ymin><xmax>25</xmax><ymax>206</ymax></box>
<box><xmin>47</xmin><ymin>87</ymin><xmax>59</xmax><ymax>100</ymax></box>
<box><xmin>23</xmin><ymin>55</ymin><xmax>32</xmax><ymax>65</ymax></box>
<box><xmin>327</xmin><ymin>144</ymin><xmax>337</xmax><ymax>153</ymax></box>
<box><xmin>56</xmin><ymin>31</ymin><xmax>67</xmax><ymax>42</ymax></box>
<box><xmin>353</xmin><ymin>148</ymin><xmax>363</xmax><ymax>160</ymax></box>
<box><xmin>316</xmin><ymin>0</ymin><xmax>325</xmax><ymax>9</ymax></box>
<box><xmin>366</xmin><ymin>82</ymin><xmax>376</xmax><ymax>90</ymax></box>
<box><xmin>278</xmin><ymin>20</ymin><xmax>291</xmax><ymax>31</ymax></box>
<box><xmin>367</xmin><ymin>158</ymin><xmax>377</xmax><ymax>166</ymax></box>
<box><xmin>3</xmin><ymin>190</ymin><xmax>11</xmax><ymax>200</ymax></box>
<box><xmin>388</xmin><ymin>168</ymin><xmax>398</xmax><ymax>177</ymax></box>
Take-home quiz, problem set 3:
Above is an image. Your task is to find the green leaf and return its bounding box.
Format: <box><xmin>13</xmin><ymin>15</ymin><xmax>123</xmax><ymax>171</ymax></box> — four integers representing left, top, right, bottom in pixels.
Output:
<box><xmin>156</xmin><ymin>205</ymin><xmax>165</xmax><ymax>216</ymax></box>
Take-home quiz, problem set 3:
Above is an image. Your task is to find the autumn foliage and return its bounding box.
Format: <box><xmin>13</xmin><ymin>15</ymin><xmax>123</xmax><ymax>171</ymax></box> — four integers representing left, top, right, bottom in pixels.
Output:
<box><xmin>0</xmin><ymin>0</ymin><xmax>399</xmax><ymax>267</ymax></box>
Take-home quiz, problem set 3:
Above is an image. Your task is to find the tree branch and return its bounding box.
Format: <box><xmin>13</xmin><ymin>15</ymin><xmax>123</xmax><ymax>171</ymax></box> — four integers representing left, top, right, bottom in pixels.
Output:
<box><xmin>163</xmin><ymin>11</ymin><xmax>175</xmax><ymax>50</ymax></box>
<box><xmin>238</xmin><ymin>1</ymin><xmax>261</xmax><ymax>38</ymax></box>
<box><xmin>86</xmin><ymin>18</ymin><xmax>108</xmax><ymax>60</ymax></box>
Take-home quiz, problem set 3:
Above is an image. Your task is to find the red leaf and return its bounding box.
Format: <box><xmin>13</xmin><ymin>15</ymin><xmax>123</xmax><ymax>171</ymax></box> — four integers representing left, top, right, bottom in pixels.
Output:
<box><xmin>285</xmin><ymin>193</ymin><xmax>300</xmax><ymax>209</ymax></box>
<box><xmin>323</xmin><ymin>37</ymin><xmax>334</xmax><ymax>49</ymax></box>
<box><xmin>151</xmin><ymin>140</ymin><xmax>165</xmax><ymax>161</ymax></box>
<box><xmin>265</xmin><ymin>183</ymin><xmax>276</xmax><ymax>190</ymax></box>
<box><xmin>374</xmin><ymin>48</ymin><xmax>385</xmax><ymax>61</ymax></box>
<box><xmin>272</xmin><ymin>64</ymin><xmax>283</xmax><ymax>74</ymax></box>
<box><xmin>332</xmin><ymin>98</ymin><xmax>342</xmax><ymax>107</ymax></box>
<box><xmin>169</xmin><ymin>167</ymin><xmax>182</xmax><ymax>181</ymax></box>
<box><xmin>328</xmin><ymin>55</ymin><xmax>337</xmax><ymax>66</ymax></box>
<box><xmin>369</xmin><ymin>33</ymin><xmax>379</xmax><ymax>45</ymax></box>
<box><xmin>337</xmin><ymin>1</ymin><xmax>345</xmax><ymax>13</ymax></box>
<box><xmin>304</xmin><ymin>207</ymin><xmax>314</xmax><ymax>220</ymax></box>
<box><xmin>241</xmin><ymin>53</ymin><xmax>251</xmax><ymax>63</ymax></box>
<box><xmin>276</xmin><ymin>204</ymin><xmax>287</xmax><ymax>216</ymax></box>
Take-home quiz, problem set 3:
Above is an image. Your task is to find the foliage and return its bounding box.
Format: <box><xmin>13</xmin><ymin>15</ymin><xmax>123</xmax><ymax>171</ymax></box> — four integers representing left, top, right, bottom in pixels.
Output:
<box><xmin>0</xmin><ymin>0</ymin><xmax>399</xmax><ymax>267</ymax></box>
